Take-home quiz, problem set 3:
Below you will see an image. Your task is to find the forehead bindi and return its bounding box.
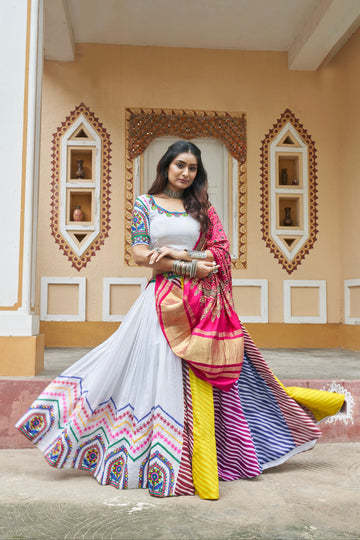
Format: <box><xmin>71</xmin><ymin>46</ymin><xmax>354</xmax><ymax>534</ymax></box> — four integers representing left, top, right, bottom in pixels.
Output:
<box><xmin>173</xmin><ymin>153</ymin><xmax>198</xmax><ymax>167</ymax></box>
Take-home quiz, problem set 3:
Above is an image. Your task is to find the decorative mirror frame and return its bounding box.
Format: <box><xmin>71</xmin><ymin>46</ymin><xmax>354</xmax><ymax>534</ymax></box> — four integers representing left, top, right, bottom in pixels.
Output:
<box><xmin>260</xmin><ymin>109</ymin><xmax>318</xmax><ymax>274</ymax></box>
<box><xmin>50</xmin><ymin>103</ymin><xmax>112</xmax><ymax>270</ymax></box>
<box><xmin>124</xmin><ymin>107</ymin><xmax>247</xmax><ymax>268</ymax></box>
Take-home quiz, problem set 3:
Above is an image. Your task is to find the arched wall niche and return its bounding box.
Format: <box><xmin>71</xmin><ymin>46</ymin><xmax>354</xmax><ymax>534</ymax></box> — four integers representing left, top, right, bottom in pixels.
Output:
<box><xmin>124</xmin><ymin>107</ymin><xmax>247</xmax><ymax>268</ymax></box>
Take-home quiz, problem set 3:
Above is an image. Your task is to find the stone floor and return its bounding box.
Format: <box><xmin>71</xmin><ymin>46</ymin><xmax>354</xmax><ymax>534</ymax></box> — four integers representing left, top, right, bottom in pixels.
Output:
<box><xmin>2</xmin><ymin>348</ymin><xmax>360</xmax><ymax>538</ymax></box>
<box><xmin>0</xmin><ymin>444</ymin><xmax>359</xmax><ymax>539</ymax></box>
<box><xmin>38</xmin><ymin>347</ymin><xmax>360</xmax><ymax>380</ymax></box>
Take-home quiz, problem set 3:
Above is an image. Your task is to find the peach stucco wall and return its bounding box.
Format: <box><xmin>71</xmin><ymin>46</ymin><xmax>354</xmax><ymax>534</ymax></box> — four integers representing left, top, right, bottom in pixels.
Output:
<box><xmin>330</xmin><ymin>30</ymin><xmax>360</xmax><ymax>289</ymax></box>
<box><xmin>36</xmin><ymin>37</ymin><xmax>359</xmax><ymax>324</ymax></box>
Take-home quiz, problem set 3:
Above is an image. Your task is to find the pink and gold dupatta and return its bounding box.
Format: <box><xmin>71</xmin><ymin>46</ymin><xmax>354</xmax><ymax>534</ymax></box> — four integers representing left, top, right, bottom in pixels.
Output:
<box><xmin>155</xmin><ymin>206</ymin><xmax>244</xmax><ymax>391</ymax></box>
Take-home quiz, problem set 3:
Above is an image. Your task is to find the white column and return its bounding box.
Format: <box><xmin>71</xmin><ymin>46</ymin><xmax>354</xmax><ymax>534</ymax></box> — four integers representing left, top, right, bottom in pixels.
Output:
<box><xmin>0</xmin><ymin>0</ymin><xmax>44</xmax><ymax>336</ymax></box>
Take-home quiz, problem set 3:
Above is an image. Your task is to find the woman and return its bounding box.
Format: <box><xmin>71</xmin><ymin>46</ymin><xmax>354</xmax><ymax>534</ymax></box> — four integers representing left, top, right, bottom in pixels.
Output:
<box><xmin>16</xmin><ymin>140</ymin><xmax>344</xmax><ymax>500</ymax></box>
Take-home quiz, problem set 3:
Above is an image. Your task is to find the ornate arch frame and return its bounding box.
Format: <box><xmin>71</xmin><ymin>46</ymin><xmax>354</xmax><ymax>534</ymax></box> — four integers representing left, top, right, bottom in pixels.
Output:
<box><xmin>124</xmin><ymin>107</ymin><xmax>247</xmax><ymax>268</ymax></box>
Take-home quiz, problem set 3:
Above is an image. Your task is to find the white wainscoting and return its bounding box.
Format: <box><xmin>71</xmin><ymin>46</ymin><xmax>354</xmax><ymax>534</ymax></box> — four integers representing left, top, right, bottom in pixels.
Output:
<box><xmin>344</xmin><ymin>279</ymin><xmax>360</xmax><ymax>325</ymax></box>
<box><xmin>283</xmin><ymin>279</ymin><xmax>327</xmax><ymax>323</ymax></box>
<box><xmin>103</xmin><ymin>277</ymin><xmax>148</xmax><ymax>322</ymax></box>
<box><xmin>40</xmin><ymin>276</ymin><xmax>86</xmax><ymax>321</ymax></box>
<box><xmin>232</xmin><ymin>279</ymin><xmax>269</xmax><ymax>323</ymax></box>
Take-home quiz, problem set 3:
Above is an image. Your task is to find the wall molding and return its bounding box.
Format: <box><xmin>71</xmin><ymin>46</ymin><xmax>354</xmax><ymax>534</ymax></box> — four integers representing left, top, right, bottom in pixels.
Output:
<box><xmin>232</xmin><ymin>279</ymin><xmax>268</xmax><ymax>323</ymax></box>
<box><xmin>344</xmin><ymin>279</ymin><xmax>360</xmax><ymax>325</ymax></box>
<box><xmin>283</xmin><ymin>279</ymin><xmax>327</xmax><ymax>324</ymax></box>
<box><xmin>103</xmin><ymin>277</ymin><xmax>148</xmax><ymax>322</ymax></box>
<box><xmin>40</xmin><ymin>276</ymin><xmax>86</xmax><ymax>321</ymax></box>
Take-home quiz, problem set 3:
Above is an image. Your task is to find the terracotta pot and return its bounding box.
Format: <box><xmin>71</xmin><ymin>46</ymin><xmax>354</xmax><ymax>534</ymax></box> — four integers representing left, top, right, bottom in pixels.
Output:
<box><xmin>73</xmin><ymin>205</ymin><xmax>83</xmax><ymax>222</ymax></box>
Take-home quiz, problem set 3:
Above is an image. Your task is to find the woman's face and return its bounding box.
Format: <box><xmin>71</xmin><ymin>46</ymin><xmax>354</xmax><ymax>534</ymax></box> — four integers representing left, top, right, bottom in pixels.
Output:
<box><xmin>166</xmin><ymin>152</ymin><xmax>198</xmax><ymax>193</ymax></box>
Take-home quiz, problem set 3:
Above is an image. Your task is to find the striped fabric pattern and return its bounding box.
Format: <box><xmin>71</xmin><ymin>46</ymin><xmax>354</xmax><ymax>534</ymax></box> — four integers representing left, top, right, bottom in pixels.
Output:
<box><xmin>242</xmin><ymin>326</ymin><xmax>322</xmax><ymax>446</ymax></box>
<box><xmin>213</xmin><ymin>382</ymin><xmax>261</xmax><ymax>479</ymax></box>
<box><xmin>174</xmin><ymin>364</ymin><xmax>195</xmax><ymax>496</ymax></box>
<box><xmin>282</xmin><ymin>385</ymin><xmax>345</xmax><ymax>422</ymax></box>
<box><xmin>236</xmin><ymin>354</ymin><xmax>296</xmax><ymax>466</ymax></box>
<box><xmin>189</xmin><ymin>369</ymin><xmax>219</xmax><ymax>500</ymax></box>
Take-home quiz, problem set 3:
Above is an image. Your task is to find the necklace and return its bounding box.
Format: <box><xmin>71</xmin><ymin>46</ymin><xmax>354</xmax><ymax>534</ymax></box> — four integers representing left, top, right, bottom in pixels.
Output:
<box><xmin>163</xmin><ymin>186</ymin><xmax>184</xmax><ymax>199</ymax></box>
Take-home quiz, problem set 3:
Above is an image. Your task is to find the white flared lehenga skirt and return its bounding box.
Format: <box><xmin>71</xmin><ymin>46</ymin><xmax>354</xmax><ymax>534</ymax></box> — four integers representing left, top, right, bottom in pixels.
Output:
<box><xmin>16</xmin><ymin>282</ymin><xmax>326</xmax><ymax>497</ymax></box>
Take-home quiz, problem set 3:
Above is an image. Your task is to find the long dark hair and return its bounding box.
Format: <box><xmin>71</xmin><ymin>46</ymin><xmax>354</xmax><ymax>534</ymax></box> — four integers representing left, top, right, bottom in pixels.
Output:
<box><xmin>148</xmin><ymin>140</ymin><xmax>210</xmax><ymax>233</ymax></box>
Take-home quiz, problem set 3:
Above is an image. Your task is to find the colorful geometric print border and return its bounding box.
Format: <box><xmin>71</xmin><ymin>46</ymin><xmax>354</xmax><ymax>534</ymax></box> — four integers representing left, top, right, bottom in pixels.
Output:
<box><xmin>16</xmin><ymin>404</ymin><xmax>55</xmax><ymax>445</ymax></box>
<box><xmin>16</xmin><ymin>375</ymin><xmax>185</xmax><ymax>493</ymax></box>
<box><xmin>103</xmin><ymin>447</ymin><xmax>129</xmax><ymax>489</ymax></box>
<box><xmin>147</xmin><ymin>450</ymin><xmax>176</xmax><ymax>497</ymax></box>
<box><xmin>44</xmin><ymin>431</ymin><xmax>73</xmax><ymax>468</ymax></box>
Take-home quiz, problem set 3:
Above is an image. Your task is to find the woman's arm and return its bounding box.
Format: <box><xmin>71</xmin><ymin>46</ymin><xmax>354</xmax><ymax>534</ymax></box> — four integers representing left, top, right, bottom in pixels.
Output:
<box><xmin>131</xmin><ymin>244</ymin><xmax>174</xmax><ymax>272</ymax></box>
<box><xmin>131</xmin><ymin>244</ymin><xmax>218</xmax><ymax>279</ymax></box>
<box><xmin>145</xmin><ymin>246</ymin><xmax>214</xmax><ymax>264</ymax></box>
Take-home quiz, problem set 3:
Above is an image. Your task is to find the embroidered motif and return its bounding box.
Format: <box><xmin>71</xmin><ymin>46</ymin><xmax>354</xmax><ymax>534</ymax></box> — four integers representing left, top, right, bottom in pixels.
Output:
<box><xmin>16</xmin><ymin>375</ymin><xmax>184</xmax><ymax>491</ymax></box>
<box><xmin>131</xmin><ymin>196</ymin><xmax>150</xmax><ymax>246</ymax></box>
<box><xmin>16</xmin><ymin>405</ymin><xmax>55</xmax><ymax>445</ymax></box>
<box><xmin>138</xmin><ymin>455</ymin><xmax>149</xmax><ymax>488</ymax></box>
<box><xmin>149</xmin><ymin>196</ymin><xmax>188</xmax><ymax>217</ymax></box>
<box><xmin>73</xmin><ymin>434</ymin><xmax>106</xmax><ymax>475</ymax></box>
<box><xmin>147</xmin><ymin>451</ymin><xmax>175</xmax><ymax>497</ymax></box>
<box><xmin>44</xmin><ymin>432</ymin><xmax>72</xmax><ymax>468</ymax></box>
<box><xmin>103</xmin><ymin>447</ymin><xmax>129</xmax><ymax>489</ymax></box>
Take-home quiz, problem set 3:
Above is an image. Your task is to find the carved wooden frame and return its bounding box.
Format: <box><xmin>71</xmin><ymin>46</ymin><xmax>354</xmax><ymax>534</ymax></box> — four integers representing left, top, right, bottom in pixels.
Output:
<box><xmin>124</xmin><ymin>107</ymin><xmax>247</xmax><ymax>268</ymax></box>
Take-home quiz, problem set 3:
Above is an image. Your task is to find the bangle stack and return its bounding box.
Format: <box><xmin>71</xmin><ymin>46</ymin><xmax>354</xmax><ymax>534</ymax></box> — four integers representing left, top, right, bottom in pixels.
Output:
<box><xmin>184</xmin><ymin>249</ymin><xmax>207</xmax><ymax>259</ymax></box>
<box><xmin>172</xmin><ymin>259</ymin><xmax>198</xmax><ymax>278</ymax></box>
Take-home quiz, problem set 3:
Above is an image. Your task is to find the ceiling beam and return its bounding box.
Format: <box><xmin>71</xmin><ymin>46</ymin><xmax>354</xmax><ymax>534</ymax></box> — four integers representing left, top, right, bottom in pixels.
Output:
<box><xmin>45</xmin><ymin>0</ymin><xmax>74</xmax><ymax>61</ymax></box>
<box><xmin>288</xmin><ymin>0</ymin><xmax>360</xmax><ymax>71</ymax></box>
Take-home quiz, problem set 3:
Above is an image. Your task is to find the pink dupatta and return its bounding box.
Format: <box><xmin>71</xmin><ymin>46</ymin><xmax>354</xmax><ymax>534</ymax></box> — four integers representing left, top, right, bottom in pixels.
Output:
<box><xmin>155</xmin><ymin>206</ymin><xmax>244</xmax><ymax>391</ymax></box>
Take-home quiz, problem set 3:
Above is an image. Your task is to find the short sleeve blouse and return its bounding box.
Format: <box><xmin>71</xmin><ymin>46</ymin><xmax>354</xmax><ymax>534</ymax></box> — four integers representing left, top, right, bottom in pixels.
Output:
<box><xmin>131</xmin><ymin>195</ymin><xmax>200</xmax><ymax>251</ymax></box>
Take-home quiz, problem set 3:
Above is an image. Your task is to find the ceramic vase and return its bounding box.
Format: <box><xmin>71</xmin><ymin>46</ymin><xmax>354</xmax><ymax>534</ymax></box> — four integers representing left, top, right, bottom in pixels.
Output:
<box><xmin>73</xmin><ymin>205</ymin><xmax>83</xmax><ymax>222</ymax></box>
<box><xmin>280</xmin><ymin>168</ymin><xmax>288</xmax><ymax>185</ymax></box>
<box><xmin>76</xmin><ymin>159</ymin><xmax>85</xmax><ymax>179</ymax></box>
<box><xmin>283</xmin><ymin>207</ymin><xmax>293</xmax><ymax>226</ymax></box>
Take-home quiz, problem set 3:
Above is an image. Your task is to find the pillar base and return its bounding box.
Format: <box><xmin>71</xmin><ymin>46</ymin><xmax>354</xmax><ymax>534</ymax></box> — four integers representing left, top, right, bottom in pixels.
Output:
<box><xmin>0</xmin><ymin>335</ymin><xmax>44</xmax><ymax>376</ymax></box>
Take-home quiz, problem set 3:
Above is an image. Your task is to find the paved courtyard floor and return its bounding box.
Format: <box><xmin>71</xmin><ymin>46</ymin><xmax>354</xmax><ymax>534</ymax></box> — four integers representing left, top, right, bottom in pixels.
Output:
<box><xmin>0</xmin><ymin>443</ymin><xmax>359</xmax><ymax>539</ymax></box>
<box><xmin>39</xmin><ymin>347</ymin><xmax>360</xmax><ymax>380</ymax></box>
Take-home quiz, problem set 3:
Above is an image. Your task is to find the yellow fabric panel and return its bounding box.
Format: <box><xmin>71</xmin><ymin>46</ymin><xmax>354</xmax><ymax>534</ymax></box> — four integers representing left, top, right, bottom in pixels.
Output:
<box><xmin>189</xmin><ymin>369</ymin><xmax>219</xmax><ymax>500</ymax></box>
<box><xmin>284</xmin><ymin>386</ymin><xmax>345</xmax><ymax>422</ymax></box>
<box><xmin>274</xmin><ymin>375</ymin><xmax>345</xmax><ymax>421</ymax></box>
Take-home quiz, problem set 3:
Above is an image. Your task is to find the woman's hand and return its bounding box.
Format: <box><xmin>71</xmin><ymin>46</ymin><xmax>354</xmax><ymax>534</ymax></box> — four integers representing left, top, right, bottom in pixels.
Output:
<box><xmin>196</xmin><ymin>260</ymin><xmax>220</xmax><ymax>279</ymax></box>
<box><xmin>146</xmin><ymin>246</ymin><xmax>183</xmax><ymax>265</ymax></box>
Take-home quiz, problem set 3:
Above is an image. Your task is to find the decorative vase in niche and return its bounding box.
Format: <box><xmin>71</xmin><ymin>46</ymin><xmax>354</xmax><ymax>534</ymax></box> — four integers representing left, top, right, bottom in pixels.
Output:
<box><xmin>280</xmin><ymin>168</ymin><xmax>288</xmax><ymax>185</ymax></box>
<box><xmin>283</xmin><ymin>207</ymin><xmax>293</xmax><ymax>226</ymax></box>
<box><xmin>73</xmin><ymin>205</ymin><xmax>83</xmax><ymax>222</ymax></box>
<box><xmin>76</xmin><ymin>159</ymin><xmax>85</xmax><ymax>179</ymax></box>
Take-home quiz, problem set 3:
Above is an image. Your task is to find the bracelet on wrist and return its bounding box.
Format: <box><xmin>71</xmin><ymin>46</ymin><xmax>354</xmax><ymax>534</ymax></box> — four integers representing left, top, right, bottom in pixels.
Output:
<box><xmin>172</xmin><ymin>259</ymin><xmax>198</xmax><ymax>278</ymax></box>
<box><xmin>184</xmin><ymin>249</ymin><xmax>207</xmax><ymax>259</ymax></box>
